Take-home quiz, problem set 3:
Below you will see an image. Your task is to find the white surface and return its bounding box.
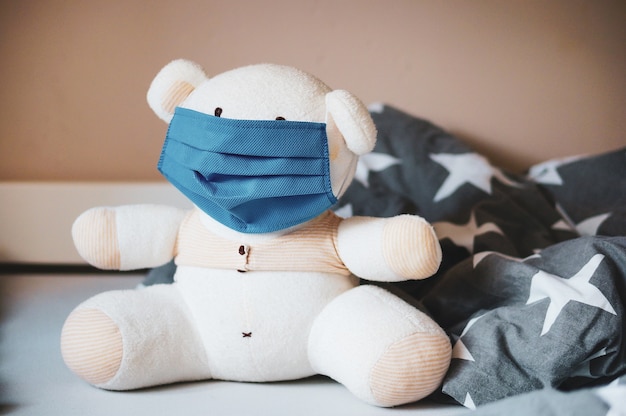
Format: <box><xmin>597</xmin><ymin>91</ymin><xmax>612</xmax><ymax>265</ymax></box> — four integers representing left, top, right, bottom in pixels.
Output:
<box><xmin>0</xmin><ymin>182</ymin><xmax>192</xmax><ymax>264</ymax></box>
<box><xmin>0</xmin><ymin>273</ymin><xmax>467</xmax><ymax>416</ymax></box>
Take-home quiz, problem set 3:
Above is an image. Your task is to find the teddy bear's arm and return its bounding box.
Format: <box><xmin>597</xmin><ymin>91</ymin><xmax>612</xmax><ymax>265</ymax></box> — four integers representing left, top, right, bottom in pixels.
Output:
<box><xmin>336</xmin><ymin>214</ymin><xmax>442</xmax><ymax>282</ymax></box>
<box><xmin>72</xmin><ymin>204</ymin><xmax>187</xmax><ymax>271</ymax></box>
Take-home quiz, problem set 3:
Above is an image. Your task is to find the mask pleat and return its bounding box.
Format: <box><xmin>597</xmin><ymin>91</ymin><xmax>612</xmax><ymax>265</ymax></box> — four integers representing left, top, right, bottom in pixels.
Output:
<box><xmin>165</xmin><ymin>139</ymin><xmax>326</xmax><ymax>177</ymax></box>
<box><xmin>168</xmin><ymin>107</ymin><xmax>327</xmax><ymax>158</ymax></box>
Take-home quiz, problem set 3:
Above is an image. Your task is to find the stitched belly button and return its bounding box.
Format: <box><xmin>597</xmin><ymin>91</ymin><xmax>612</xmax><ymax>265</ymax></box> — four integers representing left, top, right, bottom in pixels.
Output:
<box><xmin>242</xmin><ymin>332</ymin><xmax>252</xmax><ymax>338</ymax></box>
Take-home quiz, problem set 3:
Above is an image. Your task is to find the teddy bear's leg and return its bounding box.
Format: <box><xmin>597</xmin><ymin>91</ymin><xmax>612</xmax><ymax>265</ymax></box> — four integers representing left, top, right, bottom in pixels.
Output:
<box><xmin>61</xmin><ymin>284</ymin><xmax>211</xmax><ymax>390</ymax></box>
<box><xmin>308</xmin><ymin>285</ymin><xmax>451</xmax><ymax>407</ymax></box>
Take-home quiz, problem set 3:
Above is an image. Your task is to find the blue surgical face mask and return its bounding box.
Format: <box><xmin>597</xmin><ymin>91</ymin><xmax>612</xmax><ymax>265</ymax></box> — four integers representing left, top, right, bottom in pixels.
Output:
<box><xmin>158</xmin><ymin>107</ymin><xmax>337</xmax><ymax>233</ymax></box>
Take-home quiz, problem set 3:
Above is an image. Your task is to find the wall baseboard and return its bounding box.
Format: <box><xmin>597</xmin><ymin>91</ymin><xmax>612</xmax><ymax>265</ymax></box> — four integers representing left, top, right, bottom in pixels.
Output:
<box><xmin>0</xmin><ymin>182</ymin><xmax>191</xmax><ymax>265</ymax></box>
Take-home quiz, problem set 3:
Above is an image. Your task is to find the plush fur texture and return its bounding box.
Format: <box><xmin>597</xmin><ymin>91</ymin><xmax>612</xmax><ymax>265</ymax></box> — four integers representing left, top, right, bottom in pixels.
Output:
<box><xmin>61</xmin><ymin>60</ymin><xmax>451</xmax><ymax>407</ymax></box>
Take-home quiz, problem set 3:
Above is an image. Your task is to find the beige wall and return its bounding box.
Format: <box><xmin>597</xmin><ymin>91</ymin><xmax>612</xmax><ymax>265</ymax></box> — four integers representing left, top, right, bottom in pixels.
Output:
<box><xmin>1</xmin><ymin>0</ymin><xmax>624</xmax><ymax>181</ymax></box>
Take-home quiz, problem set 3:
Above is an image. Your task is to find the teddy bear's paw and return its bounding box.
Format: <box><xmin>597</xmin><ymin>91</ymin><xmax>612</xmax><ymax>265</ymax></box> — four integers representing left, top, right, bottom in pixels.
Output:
<box><xmin>309</xmin><ymin>285</ymin><xmax>451</xmax><ymax>407</ymax></box>
<box><xmin>382</xmin><ymin>215</ymin><xmax>442</xmax><ymax>280</ymax></box>
<box><xmin>72</xmin><ymin>208</ymin><xmax>121</xmax><ymax>270</ymax></box>
<box><xmin>369</xmin><ymin>331</ymin><xmax>451</xmax><ymax>407</ymax></box>
<box><xmin>61</xmin><ymin>308</ymin><xmax>123</xmax><ymax>386</ymax></box>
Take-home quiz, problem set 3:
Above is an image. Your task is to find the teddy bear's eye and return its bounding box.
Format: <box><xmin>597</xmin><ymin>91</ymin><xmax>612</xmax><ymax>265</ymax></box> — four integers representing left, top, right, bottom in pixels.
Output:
<box><xmin>275</xmin><ymin>116</ymin><xmax>285</xmax><ymax>120</ymax></box>
<box><xmin>214</xmin><ymin>107</ymin><xmax>223</xmax><ymax>117</ymax></box>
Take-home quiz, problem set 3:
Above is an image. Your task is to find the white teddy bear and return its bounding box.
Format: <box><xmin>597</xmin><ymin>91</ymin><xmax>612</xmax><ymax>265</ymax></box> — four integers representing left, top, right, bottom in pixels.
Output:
<box><xmin>61</xmin><ymin>60</ymin><xmax>451</xmax><ymax>407</ymax></box>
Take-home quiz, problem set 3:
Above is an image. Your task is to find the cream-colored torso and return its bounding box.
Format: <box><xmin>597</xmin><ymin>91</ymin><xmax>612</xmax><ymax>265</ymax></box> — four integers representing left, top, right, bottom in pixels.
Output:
<box><xmin>173</xmin><ymin>210</ymin><xmax>358</xmax><ymax>381</ymax></box>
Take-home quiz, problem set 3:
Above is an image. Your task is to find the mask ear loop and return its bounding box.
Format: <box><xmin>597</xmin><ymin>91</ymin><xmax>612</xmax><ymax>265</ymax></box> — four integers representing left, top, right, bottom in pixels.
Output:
<box><xmin>334</xmin><ymin>154</ymin><xmax>359</xmax><ymax>197</ymax></box>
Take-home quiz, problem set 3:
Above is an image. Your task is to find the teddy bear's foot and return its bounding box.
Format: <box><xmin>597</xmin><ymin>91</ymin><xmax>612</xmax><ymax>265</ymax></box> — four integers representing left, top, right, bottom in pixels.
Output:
<box><xmin>61</xmin><ymin>308</ymin><xmax>123</xmax><ymax>385</ymax></box>
<box><xmin>308</xmin><ymin>285</ymin><xmax>451</xmax><ymax>407</ymax></box>
<box><xmin>369</xmin><ymin>331</ymin><xmax>451</xmax><ymax>406</ymax></box>
<box><xmin>61</xmin><ymin>284</ymin><xmax>212</xmax><ymax>390</ymax></box>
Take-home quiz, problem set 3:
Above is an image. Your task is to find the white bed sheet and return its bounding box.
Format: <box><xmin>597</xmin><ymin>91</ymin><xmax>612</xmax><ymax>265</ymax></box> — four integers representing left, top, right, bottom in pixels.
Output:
<box><xmin>0</xmin><ymin>273</ymin><xmax>467</xmax><ymax>416</ymax></box>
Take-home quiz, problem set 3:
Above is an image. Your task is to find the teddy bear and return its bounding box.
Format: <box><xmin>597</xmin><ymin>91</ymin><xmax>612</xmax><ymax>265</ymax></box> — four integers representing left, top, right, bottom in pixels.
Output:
<box><xmin>60</xmin><ymin>60</ymin><xmax>451</xmax><ymax>407</ymax></box>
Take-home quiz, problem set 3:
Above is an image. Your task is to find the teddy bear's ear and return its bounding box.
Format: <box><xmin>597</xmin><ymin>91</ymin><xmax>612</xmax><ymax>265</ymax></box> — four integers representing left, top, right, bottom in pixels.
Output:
<box><xmin>147</xmin><ymin>59</ymin><xmax>209</xmax><ymax>123</ymax></box>
<box><xmin>325</xmin><ymin>90</ymin><xmax>377</xmax><ymax>155</ymax></box>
